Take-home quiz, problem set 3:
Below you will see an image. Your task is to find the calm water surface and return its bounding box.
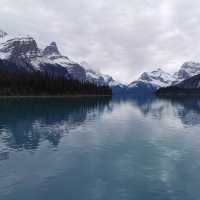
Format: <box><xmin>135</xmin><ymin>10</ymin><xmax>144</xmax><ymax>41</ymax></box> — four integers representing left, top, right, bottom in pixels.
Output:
<box><xmin>0</xmin><ymin>96</ymin><xmax>200</xmax><ymax>200</ymax></box>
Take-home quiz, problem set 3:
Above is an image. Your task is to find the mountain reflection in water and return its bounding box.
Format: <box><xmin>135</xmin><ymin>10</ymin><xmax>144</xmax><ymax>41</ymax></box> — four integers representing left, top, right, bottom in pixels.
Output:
<box><xmin>0</xmin><ymin>97</ymin><xmax>112</xmax><ymax>152</ymax></box>
<box><xmin>1</xmin><ymin>96</ymin><xmax>200</xmax><ymax>200</ymax></box>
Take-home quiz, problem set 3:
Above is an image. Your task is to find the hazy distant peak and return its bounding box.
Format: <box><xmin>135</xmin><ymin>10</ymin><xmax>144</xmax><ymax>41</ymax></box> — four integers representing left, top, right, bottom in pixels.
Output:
<box><xmin>43</xmin><ymin>41</ymin><xmax>60</xmax><ymax>56</ymax></box>
<box><xmin>80</xmin><ymin>61</ymin><xmax>91</xmax><ymax>69</ymax></box>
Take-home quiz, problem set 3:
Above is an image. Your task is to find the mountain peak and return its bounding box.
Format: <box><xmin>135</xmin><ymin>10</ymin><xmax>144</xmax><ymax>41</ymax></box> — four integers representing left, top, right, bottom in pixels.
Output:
<box><xmin>0</xmin><ymin>30</ymin><xmax>8</xmax><ymax>38</ymax></box>
<box><xmin>151</xmin><ymin>68</ymin><xmax>168</xmax><ymax>74</ymax></box>
<box><xmin>0</xmin><ymin>36</ymin><xmax>39</xmax><ymax>56</ymax></box>
<box><xmin>140</xmin><ymin>68</ymin><xmax>169</xmax><ymax>80</ymax></box>
<box><xmin>43</xmin><ymin>41</ymin><xmax>60</xmax><ymax>56</ymax></box>
<box><xmin>50</xmin><ymin>41</ymin><xmax>56</xmax><ymax>46</ymax></box>
<box><xmin>174</xmin><ymin>61</ymin><xmax>200</xmax><ymax>81</ymax></box>
<box><xmin>129</xmin><ymin>68</ymin><xmax>176</xmax><ymax>91</ymax></box>
<box><xmin>0</xmin><ymin>36</ymin><xmax>41</xmax><ymax>68</ymax></box>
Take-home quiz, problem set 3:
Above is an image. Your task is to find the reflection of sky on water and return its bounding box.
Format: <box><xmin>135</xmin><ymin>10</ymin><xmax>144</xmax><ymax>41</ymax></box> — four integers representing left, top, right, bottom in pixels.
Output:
<box><xmin>0</xmin><ymin>96</ymin><xmax>200</xmax><ymax>200</ymax></box>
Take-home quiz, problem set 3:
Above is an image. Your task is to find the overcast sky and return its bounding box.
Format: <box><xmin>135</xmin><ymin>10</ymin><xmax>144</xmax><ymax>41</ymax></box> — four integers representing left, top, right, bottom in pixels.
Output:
<box><xmin>1</xmin><ymin>0</ymin><xmax>200</xmax><ymax>83</ymax></box>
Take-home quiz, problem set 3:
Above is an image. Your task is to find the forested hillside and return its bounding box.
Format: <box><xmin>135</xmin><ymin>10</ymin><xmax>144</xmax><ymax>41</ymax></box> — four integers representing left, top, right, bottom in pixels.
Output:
<box><xmin>0</xmin><ymin>61</ymin><xmax>111</xmax><ymax>96</ymax></box>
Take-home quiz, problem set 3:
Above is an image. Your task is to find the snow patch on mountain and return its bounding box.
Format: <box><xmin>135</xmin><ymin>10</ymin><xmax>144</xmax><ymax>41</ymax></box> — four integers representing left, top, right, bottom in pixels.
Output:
<box><xmin>128</xmin><ymin>68</ymin><xmax>176</xmax><ymax>93</ymax></box>
<box><xmin>0</xmin><ymin>31</ymin><xmax>86</xmax><ymax>81</ymax></box>
<box><xmin>126</xmin><ymin>68</ymin><xmax>178</xmax><ymax>95</ymax></box>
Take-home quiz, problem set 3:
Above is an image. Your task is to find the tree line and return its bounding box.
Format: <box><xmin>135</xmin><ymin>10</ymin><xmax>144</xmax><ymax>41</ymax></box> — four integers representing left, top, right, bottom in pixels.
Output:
<box><xmin>156</xmin><ymin>86</ymin><xmax>200</xmax><ymax>96</ymax></box>
<box><xmin>0</xmin><ymin>68</ymin><xmax>112</xmax><ymax>96</ymax></box>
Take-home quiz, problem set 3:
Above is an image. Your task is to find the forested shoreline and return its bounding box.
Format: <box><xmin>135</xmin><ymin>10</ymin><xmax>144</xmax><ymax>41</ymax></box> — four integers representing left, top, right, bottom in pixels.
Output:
<box><xmin>155</xmin><ymin>86</ymin><xmax>200</xmax><ymax>96</ymax></box>
<box><xmin>0</xmin><ymin>69</ymin><xmax>112</xmax><ymax>96</ymax></box>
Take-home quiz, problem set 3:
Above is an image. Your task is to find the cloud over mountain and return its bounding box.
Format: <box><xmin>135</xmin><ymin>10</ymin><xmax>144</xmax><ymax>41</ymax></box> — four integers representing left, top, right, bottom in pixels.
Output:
<box><xmin>1</xmin><ymin>0</ymin><xmax>200</xmax><ymax>83</ymax></box>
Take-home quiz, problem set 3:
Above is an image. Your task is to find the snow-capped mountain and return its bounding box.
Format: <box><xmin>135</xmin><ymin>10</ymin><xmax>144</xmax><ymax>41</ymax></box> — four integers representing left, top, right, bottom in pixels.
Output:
<box><xmin>127</xmin><ymin>68</ymin><xmax>176</xmax><ymax>94</ymax></box>
<box><xmin>81</xmin><ymin>61</ymin><xmax>127</xmax><ymax>94</ymax></box>
<box><xmin>154</xmin><ymin>62</ymin><xmax>200</xmax><ymax>96</ymax></box>
<box><xmin>0</xmin><ymin>32</ymin><xmax>86</xmax><ymax>81</ymax></box>
<box><xmin>0</xmin><ymin>30</ymin><xmax>126</xmax><ymax>93</ymax></box>
<box><xmin>2</xmin><ymin>30</ymin><xmax>200</xmax><ymax>95</ymax></box>
<box><xmin>173</xmin><ymin>62</ymin><xmax>200</xmax><ymax>83</ymax></box>
<box><xmin>85</xmin><ymin>69</ymin><xmax>113</xmax><ymax>86</ymax></box>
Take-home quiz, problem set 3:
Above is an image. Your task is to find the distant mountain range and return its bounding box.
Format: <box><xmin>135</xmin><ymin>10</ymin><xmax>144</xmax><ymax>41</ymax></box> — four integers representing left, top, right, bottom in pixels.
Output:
<box><xmin>0</xmin><ymin>30</ymin><xmax>125</xmax><ymax>94</ymax></box>
<box><xmin>0</xmin><ymin>31</ymin><xmax>85</xmax><ymax>81</ymax></box>
<box><xmin>127</xmin><ymin>68</ymin><xmax>176</xmax><ymax>95</ymax></box>
<box><xmin>156</xmin><ymin>73</ymin><xmax>200</xmax><ymax>96</ymax></box>
<box><xmin>1</xmin><ymin>29</ymin><xmax>200</xmax><ymax>95</ymax></box>
<box><xmin>174</xmin><ymin>62</ymin><xmax>200</xmax><ymax>83</ymax></box>
<box><xmin>127</xmin><ymin>62</ymin><xmax>200</xmax><ymax>94</ymax></box>
<box><xmin>80</xmin><ymin>62</ymin><xmax>127</xmax><ymax>94</ymax></box>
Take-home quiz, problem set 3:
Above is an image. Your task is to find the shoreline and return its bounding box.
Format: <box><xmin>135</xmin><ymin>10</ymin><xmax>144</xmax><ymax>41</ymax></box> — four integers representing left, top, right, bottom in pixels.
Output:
<box><xmin>0</xmin><ymin>95</ymin><xmax>112</xmax><ymax>98</ymax></box>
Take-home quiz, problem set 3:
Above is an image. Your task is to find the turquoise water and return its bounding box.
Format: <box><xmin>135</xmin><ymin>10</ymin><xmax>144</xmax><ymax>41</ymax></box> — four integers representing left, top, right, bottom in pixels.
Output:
<box><xmin>0</xmin><ymin>96</ymin><xmax>200</xmax><ymax>200</ymax></box>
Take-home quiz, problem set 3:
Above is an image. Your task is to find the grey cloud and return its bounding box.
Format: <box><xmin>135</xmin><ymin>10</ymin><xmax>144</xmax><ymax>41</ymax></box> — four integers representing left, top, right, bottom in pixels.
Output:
<box><xmin>0</xmin><ymin>0</ymin><xmax>200</xmax><ymax>83</ymax></box>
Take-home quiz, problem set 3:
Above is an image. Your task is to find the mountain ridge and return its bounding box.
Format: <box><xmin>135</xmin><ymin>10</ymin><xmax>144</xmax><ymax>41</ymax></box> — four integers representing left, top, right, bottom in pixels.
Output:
<box><xmin>1</xmin><ymin>29</ymin><xmax>200</xmax><ymax>95</ymax></box>
<box><xmin>0</xmin><ymin>33</ymin><xmax>85</xmax><ymax>81</ymax></box>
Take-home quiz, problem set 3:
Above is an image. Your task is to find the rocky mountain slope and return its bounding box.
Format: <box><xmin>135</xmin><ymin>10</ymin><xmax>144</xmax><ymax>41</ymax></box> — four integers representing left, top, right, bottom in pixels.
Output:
<box><xmin>81</xmin><ymin>62</ymin><xmax>127</xmax><ymax>94</ymax></box>
<box><xmin>176</xmin><ymin>74</ymin><xmax>200</xmax><ymax>89</ymax></box>
<box><xmin>128</xmin><ymin>62</ymin><xmax>200</xmax><ymax>94</ymax></box>
<box><xmin>0</xmin><ymin>33</ymin><xmax>85</xmax><ymax>81</ymax></box>
<box><xmin>156</xmin><ymin>74</ymin><xmax>200</xmax><ymax>96</ymax></box>
<box><xmin>173</xmin><ymin>62</ymin><xmax>200</xmax><ymax>83</ymax></box>
<box><xmin>0</xmin><ymin>31</ymin><xmax>125</xmax><ymax>93</ymax></box>
<box><xmin>2</xmin><ymin>30</ymin><xmax>200</xmax><ymax>95</ymax></box>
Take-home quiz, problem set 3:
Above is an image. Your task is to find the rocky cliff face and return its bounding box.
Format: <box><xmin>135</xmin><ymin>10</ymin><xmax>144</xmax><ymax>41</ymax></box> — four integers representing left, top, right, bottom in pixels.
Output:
<box><xmin>0</xmin><ymin>37</ymin><xmax>40</xmax><ymax>71</ymax></box>
<box><xmin>43</xmin><ymin>42</ymin><xmax>60</xmax><ymax>56</ymax></box>
<box><xmin>0</xmin><ymin>33</ymin><xmax>86</xmax><ymax>81</ymax></box>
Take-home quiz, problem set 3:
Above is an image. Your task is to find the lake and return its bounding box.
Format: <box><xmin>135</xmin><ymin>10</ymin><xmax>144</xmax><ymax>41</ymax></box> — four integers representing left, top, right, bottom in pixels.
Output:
<box><xmin>0</xmin><ymin>96</ymin><xmax>200</xmax><ymax>200</ymax></box>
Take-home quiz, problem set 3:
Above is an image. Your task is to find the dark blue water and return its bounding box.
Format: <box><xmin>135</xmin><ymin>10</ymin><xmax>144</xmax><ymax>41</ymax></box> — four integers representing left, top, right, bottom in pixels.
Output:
<box><xmin>0</xmin><ymin>96</ymin><xmax>200</xmax><ymax>200</ymax></box>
